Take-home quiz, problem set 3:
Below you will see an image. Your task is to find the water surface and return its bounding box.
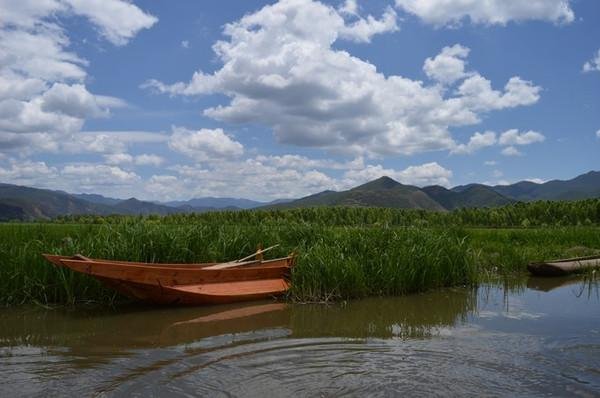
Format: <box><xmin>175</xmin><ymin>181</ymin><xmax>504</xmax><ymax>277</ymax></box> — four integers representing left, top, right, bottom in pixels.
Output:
<box><xmin>1</xmin><ymin>276</ymin><xmax>599</xmax><ymax>397</ymax></box>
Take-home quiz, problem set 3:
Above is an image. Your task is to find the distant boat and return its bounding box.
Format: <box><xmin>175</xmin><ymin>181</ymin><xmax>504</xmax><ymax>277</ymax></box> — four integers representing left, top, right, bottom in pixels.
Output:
<box><xmin>527</xmin><ymin>255</ymin><xmax>600</xmax><ymax>276</ymax></box>
<box><xmin>43</xmin><ymin>247</ymin><xmax>296</xmax><ymax>305</ymax></box>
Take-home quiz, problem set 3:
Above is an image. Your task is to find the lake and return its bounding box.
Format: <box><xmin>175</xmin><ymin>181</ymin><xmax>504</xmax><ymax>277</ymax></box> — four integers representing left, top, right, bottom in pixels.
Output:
<box><xmin>1</xmin><ymin>276</ymin><xmax>599</xmax><ymax>397</ymax></box>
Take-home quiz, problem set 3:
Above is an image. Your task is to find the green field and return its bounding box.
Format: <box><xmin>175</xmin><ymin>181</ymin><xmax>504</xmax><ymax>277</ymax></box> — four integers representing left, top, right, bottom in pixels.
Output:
<box><xmin>1</xmin><ymin>203</ymin><xmax>599</xmax><ymax>306</ymax></box>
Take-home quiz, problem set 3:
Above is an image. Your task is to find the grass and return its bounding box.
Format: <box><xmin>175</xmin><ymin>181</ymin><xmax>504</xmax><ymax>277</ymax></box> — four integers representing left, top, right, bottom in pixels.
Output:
<box><xmin>1</xmin><ymin>217</ymin><xmax>599</xmax><ymax>306</ymax></box>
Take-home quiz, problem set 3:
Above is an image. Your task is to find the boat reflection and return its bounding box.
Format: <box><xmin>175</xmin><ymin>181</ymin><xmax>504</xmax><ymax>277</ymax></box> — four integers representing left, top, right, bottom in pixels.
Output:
<box><xmin>0</xmin><ymin>287</ymin><xmax>479</xmax><ymax>366</ymax></box>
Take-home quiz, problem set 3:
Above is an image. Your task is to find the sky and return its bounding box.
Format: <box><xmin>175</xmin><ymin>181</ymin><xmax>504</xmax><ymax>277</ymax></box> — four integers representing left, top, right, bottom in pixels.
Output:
<box><xmin>0</xmin><ymin>0</ymin><xmax>598</xmax><ymax>202</ymax></box>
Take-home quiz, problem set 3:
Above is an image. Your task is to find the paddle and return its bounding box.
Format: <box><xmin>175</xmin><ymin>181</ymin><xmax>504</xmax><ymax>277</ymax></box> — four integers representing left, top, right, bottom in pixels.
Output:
<box><xmin>234</xmin><ymin>244</ymin><xmax>279</xmax><ymax>263</ymax></box>
<box><xmin>202</xmin><ymin>244</ymin><xmax>280</xmax><ymax>270</ymax></box>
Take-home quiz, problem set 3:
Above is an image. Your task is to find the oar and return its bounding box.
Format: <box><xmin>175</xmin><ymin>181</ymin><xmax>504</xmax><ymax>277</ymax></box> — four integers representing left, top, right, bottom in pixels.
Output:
<box><xmin>234</xmin><ymin>244</ymin><xmax>279</xmax><ymax>263</ymax></box>
<box><xmin>202</xmin><ymin>244</ymin><xmax>280</xmax><ymax>270</ymax></box>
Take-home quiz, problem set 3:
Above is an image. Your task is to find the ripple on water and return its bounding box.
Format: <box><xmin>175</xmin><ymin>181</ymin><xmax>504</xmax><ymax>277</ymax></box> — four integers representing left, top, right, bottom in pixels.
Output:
<box><xmin>96</xmin><ymin>328</ymin><xmax>599</xmax><ymax>398</ymax></box>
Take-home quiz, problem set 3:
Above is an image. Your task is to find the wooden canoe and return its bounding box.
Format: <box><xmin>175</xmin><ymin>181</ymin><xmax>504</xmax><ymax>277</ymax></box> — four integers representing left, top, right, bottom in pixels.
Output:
<box><xmin>42</xmin><ymin>253</ymin><xmax>296</xmax><ymax>305</ymax></box>
<box><xmin>527</xmin><ymin>255</ymin><xmax>600</xmax><ymax>277</ymax></box>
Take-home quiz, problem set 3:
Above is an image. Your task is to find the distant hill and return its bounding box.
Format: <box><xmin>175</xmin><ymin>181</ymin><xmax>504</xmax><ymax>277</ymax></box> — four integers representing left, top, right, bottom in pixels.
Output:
<box><xmin>165</xmin><ymin>197</ymin><xmax>264</xmax><ymax>209</ymax></box>
<box><xmin>0</xmin><ymin>183</ymin><xmax>291</xmax><ymax>220</ymax></box>
<box><xmin>0</xmin><ymin>183</ymin><xmax>113</xmax><ymax>220</ymax></box>
<box><xmin>1</xmin><ymin>170</ymin><xmax>599</xmax><ymax>220</ymax></box>
<box><xmin>270</xmin><ymin>176</ymin><xmax>445</xmax><ymax>211</ymax></box>
<box><xmin>111</xmin><ymin>198</ymin><xmax>180</xmax><ymax>216</ymax></box>
<box><xmin>165</xmin><ymin>197</ymin><xmax>293</xmax><ymax>209</ymax></box>
<box><xmin>72</xmin><ymin>193</ymin><xmax>122</xmax><ymax>206</ymax></box>
<box><xmin>493</xmin><ymin>171</ymin><xmax>600</xmax><ymax>201</ymax></box>
<box><xmin>424</xmin><ymin>184</ymin><xmax>513</xmax><ymax>210</ymax></box>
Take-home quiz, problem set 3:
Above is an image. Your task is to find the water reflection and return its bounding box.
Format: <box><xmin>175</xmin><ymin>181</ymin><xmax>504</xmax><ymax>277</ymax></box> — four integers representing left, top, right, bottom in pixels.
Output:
<box><xmin>1</xmin><ymin>277</ymin><xmax>599</xmax><ymax>397</ymax></box>
<box><xmin>0</xmin><ymin>287</ymin><xmax>477</xmax><ymax>356</ymax></box>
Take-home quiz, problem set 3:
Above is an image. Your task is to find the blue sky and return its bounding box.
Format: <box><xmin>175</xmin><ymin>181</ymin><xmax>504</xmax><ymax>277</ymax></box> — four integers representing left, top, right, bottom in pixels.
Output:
<box><xmin>0</xmin><ymin>0</ymin><xmax>598</xmax><ymax>201</ymax></box>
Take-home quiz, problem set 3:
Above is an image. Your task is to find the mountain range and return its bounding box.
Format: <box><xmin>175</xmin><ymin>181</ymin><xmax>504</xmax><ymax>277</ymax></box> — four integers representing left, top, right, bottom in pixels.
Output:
<box><xmin>0</xmin><ymin>170</ymin><xmax>599</xmax><ymax>220</ymax></box>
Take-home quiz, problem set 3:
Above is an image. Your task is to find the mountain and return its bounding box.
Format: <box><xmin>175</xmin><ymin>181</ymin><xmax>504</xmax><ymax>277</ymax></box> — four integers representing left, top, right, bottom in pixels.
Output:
<box><xmin>165</xmin><ymin>197</ymin><xmax>265</xmax><ymax>209</ymax></box>
<box><xmin>111</xmin><ymin>198</ymin><xmax>180</xmax><ymax>216</ymax></box>
<box><xmin>493</xmin><ymin>171</ymin><xmax>600</xmax><ymax>201</ymax></box>
<box><xmin>270</xmin><ymin>176</ymin><xmax>445</xmax><ymax>211</ymax></box>
<box><xmin>1</xmin><ymin>170</ymin><xmax>599</xmax><ymax>220</ymax></box>
<box><xmin>424</xmin><ymin>184</ymin><xmax>514</xmax><ymax>210</ymax></box>
<box><xmin>165</xmin><ymin>197</ymin><xmax>294</xmax><ymax>209</ymax></box>
<box><xmin>72</xmin><ymin>193</ymin><xmax>122</xmax><ymax>206</ymax></box>
<box><xmin>0</xmin><ymin>183</ymin><xmax>113</xmax><ymax>220</ymax></box>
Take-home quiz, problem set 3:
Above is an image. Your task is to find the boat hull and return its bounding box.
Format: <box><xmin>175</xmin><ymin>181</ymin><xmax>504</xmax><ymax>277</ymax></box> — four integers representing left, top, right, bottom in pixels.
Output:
<box><xmin>527</xmin><ymin>255</ymin><xmax>600</xmax><ymax>277</ymax></box>
<box><xmin>43</xmin><ymin>254</ymin><xmax>295</xmax><ymax>305</ymax></box>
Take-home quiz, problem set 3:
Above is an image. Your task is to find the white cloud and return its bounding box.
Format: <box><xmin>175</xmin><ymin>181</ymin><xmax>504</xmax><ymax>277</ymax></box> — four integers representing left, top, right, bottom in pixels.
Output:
<box><xmin>583</xmin><ymin>50</ymin><xmax>600</xmax><ymax>73</ymax></box>
<box><xmin>525</xmin><ymin>178</ymin><xmax>545</xmax><ymax>184</ymax></box>
<box><xmin>492</xmin><ymin>169</ymin><xmax>503</xmax><ymax>178</ymax></box>
<box><xmin>63</xmin><ymin>0</ymin><xmax>157</xmax><ymax>46</ymax></box>
<box><xmin>181</xmin><ymin>40</ymin><xmax>190</xmax><ymax>49</ymax></box>
<box><xmin>423</xmin><ymin>44</ymin><xmax>471</xmax><ymax>85</ymax></box>
<box><xmin>339</xmin><ymin>6</ymin><xmax>398</xmax><ymax>43</ymax></box>
<box><xmin>169</xmin><ymin>127</ymin><xmax>244</xmax><ymax>162</ymax></box>
<box><xmin>0</xmin><ymin>160</ymin><xmax>140</xmax><ymax>194</ymax></box>
<box><xmin>596</xmin><ymin>129</ymin><xmax>600</xmax><ymax>139</ymax></box>
<box><xmin>484</xmin><ymin>160</ymin><xmax>497</xmax><ymax>166</ymax></box>
<box><xmin>394</xmin><ymin>0</ymin><xmax>574</xmax><ymax>26</ymax></box>
<box><xmin>342</xmin><ymin>162</ymin><xmax>452</xmax><ymax>187</ymax></box>
<box><xmin>501</xmin><ymin>146</ymin><xmax>522</xmax><ymax>156</ymax></box>
<box><xmin>451</xmin><ymin>128</ymin><xmax>545</xmax><ymax>156</ymax></box>
<box><xmin>0</xmin><ymin>160</ymin><xmax>58</xmax><ymax>186</ymax></box>
<box><xmin>41</xmin><ymin>83</ymin><xmax>123</xmax><ymax>118</ymax></box>
<box><xmin>152</xmin><ymin>153</ymin><xmax>453</xmax><ymax>201</ymax></box>
<box><xmin>0</xmin><ymin>0</ymin><xmax>155</xmax><ymax>154</ymax></box>
<box><xmin>255</xmin><ymin>154</ymin><xmax>364</xmax><ymax>171</ymax></box>
<box><xmin>451</xmin><ymin>131</ymin><xmax>496</xmax><ymax>154</ymax></box>
<box><xmin>144</xmin><ymin>0</ymin><xmax>541</xmax><ymax>157</ymax></box>
<box><xmin>104</xmin><ymin>153</ymin><xmax>133</xmax><ymax>165</ymax></box>
<box><xmin>63</xmin><ymin>131</ymin><xmax>168</xmax><ymax>154</ymax></box>
<box><xmin>339</xmin><ymin>0</ymin><xmax>358</xmax><ymax>16</ymax></box>
<box><xmin>61</xmin><ymin>163</ymin><xmax>140</xmax><ymax>186</ymax></box>
<box><xmin>135</xmin><ymin>154</ymin><xmax>164</xmax><ymax>166</ymax></box>
<box><xmin>498</xmin><ymin>129</ymin><xmax>545</xmax><ymax>146</ymax></box>
<box><xmin>104</xmin><ymin>152</ymin><xmax>165</xmax><ymax>167</ymax></box>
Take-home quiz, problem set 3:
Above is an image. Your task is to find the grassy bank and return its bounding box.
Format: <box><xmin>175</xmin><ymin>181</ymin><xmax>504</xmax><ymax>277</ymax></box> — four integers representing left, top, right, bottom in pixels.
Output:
<box><xmin>1</xmin><ymin>219</ymin><xmax>599</xmax><ymax>306</ymax></box>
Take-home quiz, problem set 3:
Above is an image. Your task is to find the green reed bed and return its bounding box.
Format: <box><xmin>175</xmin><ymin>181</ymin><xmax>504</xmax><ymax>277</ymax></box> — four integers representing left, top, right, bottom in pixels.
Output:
<box><xmin>0</xmin><ymin>223</ymin><xmax>476</xmax><ymax>305</ymax></box>
<box><xmin>1</xmin><ymin>221</ymin><xmax>599</xmax><ymax>306</ymax></box>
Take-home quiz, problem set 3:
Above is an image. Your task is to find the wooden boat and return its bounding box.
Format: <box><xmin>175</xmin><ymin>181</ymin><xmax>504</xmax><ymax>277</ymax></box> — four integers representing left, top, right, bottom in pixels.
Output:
<box><xmin>527</xmin><ymin>255</ymin><xmax>600</xmax><ymax>276</ymax></box>
<box><xmin>42</xmin><ymin>250</ymin><xmax>296</xmax><ymax>305</ymax></box>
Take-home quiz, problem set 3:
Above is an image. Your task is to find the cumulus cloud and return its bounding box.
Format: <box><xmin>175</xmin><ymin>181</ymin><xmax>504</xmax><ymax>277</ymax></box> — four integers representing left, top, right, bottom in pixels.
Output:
<box><xmin>498</xmin><ymin>129</ymin><xmax>545</xmax><ymax>146</ymax></box>
<box><xmin>501</xmin><ymin>146</ymin><xmax>522</xmax><ymax>156</ymax></box>
<box><xmin>0</xmin><ymin>160</ymin><xmax>58</xmax><ymax>186</ymax></box>
<box><xmin>452</xmin><ymin>129</ymin><xmax>544</xmax><ymax>156</ymax></box>
<box><xmin>584</xmin><ymin>50</ymin><xmax>600</xmax><ymax>73</ymax></box>
<box><xmin>0</xmin><ymin>0</ymin><xmax>155</xmax><ymax>154</ymax></box>
<box><xmin>144</xmin><ymin>0</ymin><xmax>541</xmax><ymax>157</ymax></box>
<box><xmin>104</xmin><ymin>153</ymin><xmax>133</xmax><ymax>165</ymax></box>
<box><xmin>62</xmin><ymin>0</ymin><xmax>157</xmax><ymax>46</ymax></box>
<box><xmin>339</xmin><ymin>6</ymin><xmax>398</xmax><ymax>43</ymax></box>
<box><xmin>596</xmin><ymin>129</ymin><xmax>600</xmax><ymax>139</ymax></box>
<box><xmin>394</xmin><ymin>0</ymin><xmax>574</xmax><ymax>26</ymax></box>
<box><xmin>342</xmin><ymin>162</ymin><xmax>452</xmax><ymax>187</ymax></box>
<box><xmin>423</xmin><ymin>44</ymin><xmax>471</xmax><ymax>85</ymax></box>
<box><xmin>61</xmin><ymin>163</ymin><xmax>140</xmax><ymax>187</ymax></box>
<box><xmin>0</xmin><ymin>159</ymin><xmax>140</xmax><ymax>194</ymax></box>
<box><xmin>451</xmin><ymin>131</ymin><xmax>496</xmax><ymax>154</ymax></box>
<box><xmin>0</xmin><ymin>0</ymin><xmax>157</xmax><ymax>45</ymax></box>
<box><xmin>169</xmin><ymin>127</ymin><xmax>244</xmax><ymax>161</ymax></box>
<box><xmin>62</xmin><ymin>131</ymin><xmax>168</xmax><ymax>154</ymax></box>
<box><xmin>157</xmin><ymin>156</ymin><xmax>453</xmax><ymax>201</ymax></box>
<box><xmin>105</xmin><ymin>153</ymin><xmax>164</xmax><ymax>166</ymax></box>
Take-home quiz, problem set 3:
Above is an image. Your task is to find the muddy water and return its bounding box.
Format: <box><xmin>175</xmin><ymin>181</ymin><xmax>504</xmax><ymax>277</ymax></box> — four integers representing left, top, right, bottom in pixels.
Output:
<box><xmin>1</xmin><ymin>276</ymin><xmax>599</xmax><ymax>397</ymax></box>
